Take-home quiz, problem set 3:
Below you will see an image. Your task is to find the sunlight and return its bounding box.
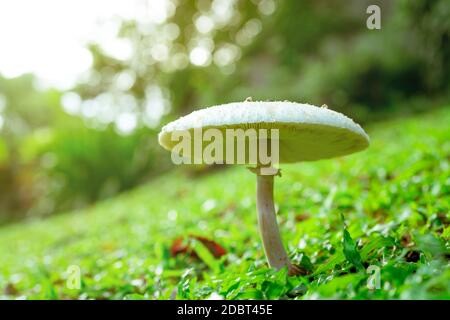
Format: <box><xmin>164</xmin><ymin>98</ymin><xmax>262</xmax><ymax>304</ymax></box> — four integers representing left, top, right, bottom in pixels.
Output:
<box><xmin>0</xmin><ymin>0</ymin><xmax>172</xmax><ymax>89</ymax></box>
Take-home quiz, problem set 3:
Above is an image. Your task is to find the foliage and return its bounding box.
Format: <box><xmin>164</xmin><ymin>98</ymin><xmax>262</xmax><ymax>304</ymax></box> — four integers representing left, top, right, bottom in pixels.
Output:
<box><xmin>31</xmin><ymin>124</ymin><xmax>169</xmax><ymax>216</ymax></box>
<box><xmin>0</xmin><ymin>75</ymin><xmax>62</xmax><ymax>220</ymax></box>
<box><xmin>74</xmin><ymin>0</ymin><xmax>450</xmax><ymax>128</ymax></box>
<box><xmin>0</xmin><ymin>107</ymin><xmax>448</xmax><ymax>299</ymax></box>
<box><xmin>0</xmin><ymin>75</ymin><xmax>171</xmax><ymax>222</ymax></box>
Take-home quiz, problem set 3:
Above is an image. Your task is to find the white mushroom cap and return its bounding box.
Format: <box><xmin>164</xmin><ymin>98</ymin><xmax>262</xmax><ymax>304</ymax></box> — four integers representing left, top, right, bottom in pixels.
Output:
<box><xmin>158</xmin><ymin>101</ymin><xmax>369</xmax><ymax>163</ymax></box>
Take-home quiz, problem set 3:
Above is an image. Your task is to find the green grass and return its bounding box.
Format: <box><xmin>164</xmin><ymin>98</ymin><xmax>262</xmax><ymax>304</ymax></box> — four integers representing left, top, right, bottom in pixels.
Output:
<box><xmin>1</xmin><ymin>107</ymin><xmax>449</xmax><ymax>300</ymax></box>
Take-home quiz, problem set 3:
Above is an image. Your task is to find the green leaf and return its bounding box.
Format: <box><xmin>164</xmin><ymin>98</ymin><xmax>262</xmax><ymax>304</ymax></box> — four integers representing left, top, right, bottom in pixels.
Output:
<box><xmin>342</xmin><ymin>229</ymin><xmax>365</xmax><ymax>271</ymax></box>
<box><xmin>298</xmin><ymin>253</ymin><xmax>314</xmax><ymax>272</ymax></box>
<box><xmin>413</xmin><ymin>233</ymin><xmax>447</xmax><ymax>259</ymax></box>
<box><xmin>313</xmin><ymin>252</ymin><xmax>345</xmax><ymax>275</ymax></box>
<box><xmin>233</xmin><ymin>289</ymin><xmax>264</xmax><ymax>300</ymax></box>
<box><xmin>360</xmin><ymin>236</ymin><xmax>396</xmax><ymax>260</ymax></box>
<box><xmin>264</xmin><ymin>282</ymin><xmax>285</xmax><ymax>299</ymax></box>
<box><xmin>274</xmin><ymin>266</ymin><xmax>289</xmax><ymax>285</ymax></box>
<box><xmin>190</xmin><ymin>239</ymin><xmax>221</xmax><ymax>274</ymax></box>
<box><xmin>315</xmin><ymin>274</ymin><xmax>365</xmax><ymax>298</ymax></box>
<box><xmin>287</xmin><ymin>284</ymin><xmax>308</xmax><ymax>298</ymax></box>
<box><xmin>177</xmin><ymin>268</ymin><xmax>196</xmax><ymax>299</ymax></box>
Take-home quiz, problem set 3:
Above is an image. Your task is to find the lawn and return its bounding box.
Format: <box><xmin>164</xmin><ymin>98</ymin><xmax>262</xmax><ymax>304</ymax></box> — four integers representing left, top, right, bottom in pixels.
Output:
<box><xmin>1</xmin><ymin>107</ymin><xmax>449</xmax><ymax>300</ymax></box>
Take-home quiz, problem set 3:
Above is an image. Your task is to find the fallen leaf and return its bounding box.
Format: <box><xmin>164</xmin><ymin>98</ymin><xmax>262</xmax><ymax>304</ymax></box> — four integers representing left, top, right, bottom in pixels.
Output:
<box><xmin>295</xmin><ymin>213</ymin><xmax>311</xmax><ymax>222</ymax></box>
<box><xmin>4</xmin><ymin>283</ymin><xmax>19</xmax><ymax>296</ymax></box>
<box><xmin>170</xmin><ymin>235</ymin><xmax>226</xmax><ymax>259</ymax></box>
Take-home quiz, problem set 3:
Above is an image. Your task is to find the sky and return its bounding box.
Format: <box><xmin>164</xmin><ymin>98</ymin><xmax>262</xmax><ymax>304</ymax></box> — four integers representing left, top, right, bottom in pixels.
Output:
<box><xmin>0</xmin><ymin>0</ymin><xmax>172</xmax><ymax>89</ymax></box>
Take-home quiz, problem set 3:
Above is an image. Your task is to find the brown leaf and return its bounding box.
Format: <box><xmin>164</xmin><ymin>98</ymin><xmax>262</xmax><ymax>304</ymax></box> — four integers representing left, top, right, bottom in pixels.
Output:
<box><xmin>295</xmin><ymin>213</ymin><xmax>311</xmax><ymax>222</ymax></box>
<box><xmin>401</xmin><ymin>233</ymin><xmax>415</xmax><ymax>248</ymax></box>
<box><xmin>170</xmin><ymin>235</ymin><xmax>226</xmax><ymax>259</ymax></box>
<box><xmin>4</xmin><ymin>283</ymin><xmax>19</xmax><ymax>296</ymax></box>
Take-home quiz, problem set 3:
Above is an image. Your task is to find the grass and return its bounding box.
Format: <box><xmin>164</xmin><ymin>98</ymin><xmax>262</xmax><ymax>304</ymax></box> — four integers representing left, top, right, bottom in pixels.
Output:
<box><xmin>0</xmin><ymin>107</ymin><xmax>449</xmax><ymax>300</ymax></box>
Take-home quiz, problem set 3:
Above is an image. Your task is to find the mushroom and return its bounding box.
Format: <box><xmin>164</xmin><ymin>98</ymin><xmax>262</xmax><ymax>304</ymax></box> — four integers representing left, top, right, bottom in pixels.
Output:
<box><xmin>158</xmin><ymin>100</ymin><xmax>369</xmax><ymax>275</ymax></box>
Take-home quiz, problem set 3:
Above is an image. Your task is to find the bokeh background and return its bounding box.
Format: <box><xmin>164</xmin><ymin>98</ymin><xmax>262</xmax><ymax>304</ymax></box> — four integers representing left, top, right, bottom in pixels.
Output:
<box><xmin>0</xmin><ymin>0</ymin><xmax>448</xmax><ymax>223</ymax></box>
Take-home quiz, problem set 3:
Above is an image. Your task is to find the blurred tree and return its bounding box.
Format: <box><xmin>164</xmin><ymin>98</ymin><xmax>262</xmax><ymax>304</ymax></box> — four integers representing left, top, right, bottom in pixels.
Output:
<box><xmin>0</xmin><ymin>74</ymin><xmax>170</xmax><ymax>222</ymax></box>
<box><xmin>73</xmin><ymin>0</ymin><xmax>263</xmax><ymax>131</ymax></box>
<box><xmin>0</xmin><ymin>74</ymin><xmax>61</xmax><ymax>218</ymax></box>
<box><xmin>74</xmin><ymin>0</ymin><xmax>448</xmax><ymax>128</ymax></box>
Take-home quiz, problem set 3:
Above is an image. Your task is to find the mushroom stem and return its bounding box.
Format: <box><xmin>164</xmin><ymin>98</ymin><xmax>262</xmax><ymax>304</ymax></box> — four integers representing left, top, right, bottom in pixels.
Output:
<box><xmin>255</xmin><ymin>171</ymin><xmax>301</xmax><ymax>275</ymax></box>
